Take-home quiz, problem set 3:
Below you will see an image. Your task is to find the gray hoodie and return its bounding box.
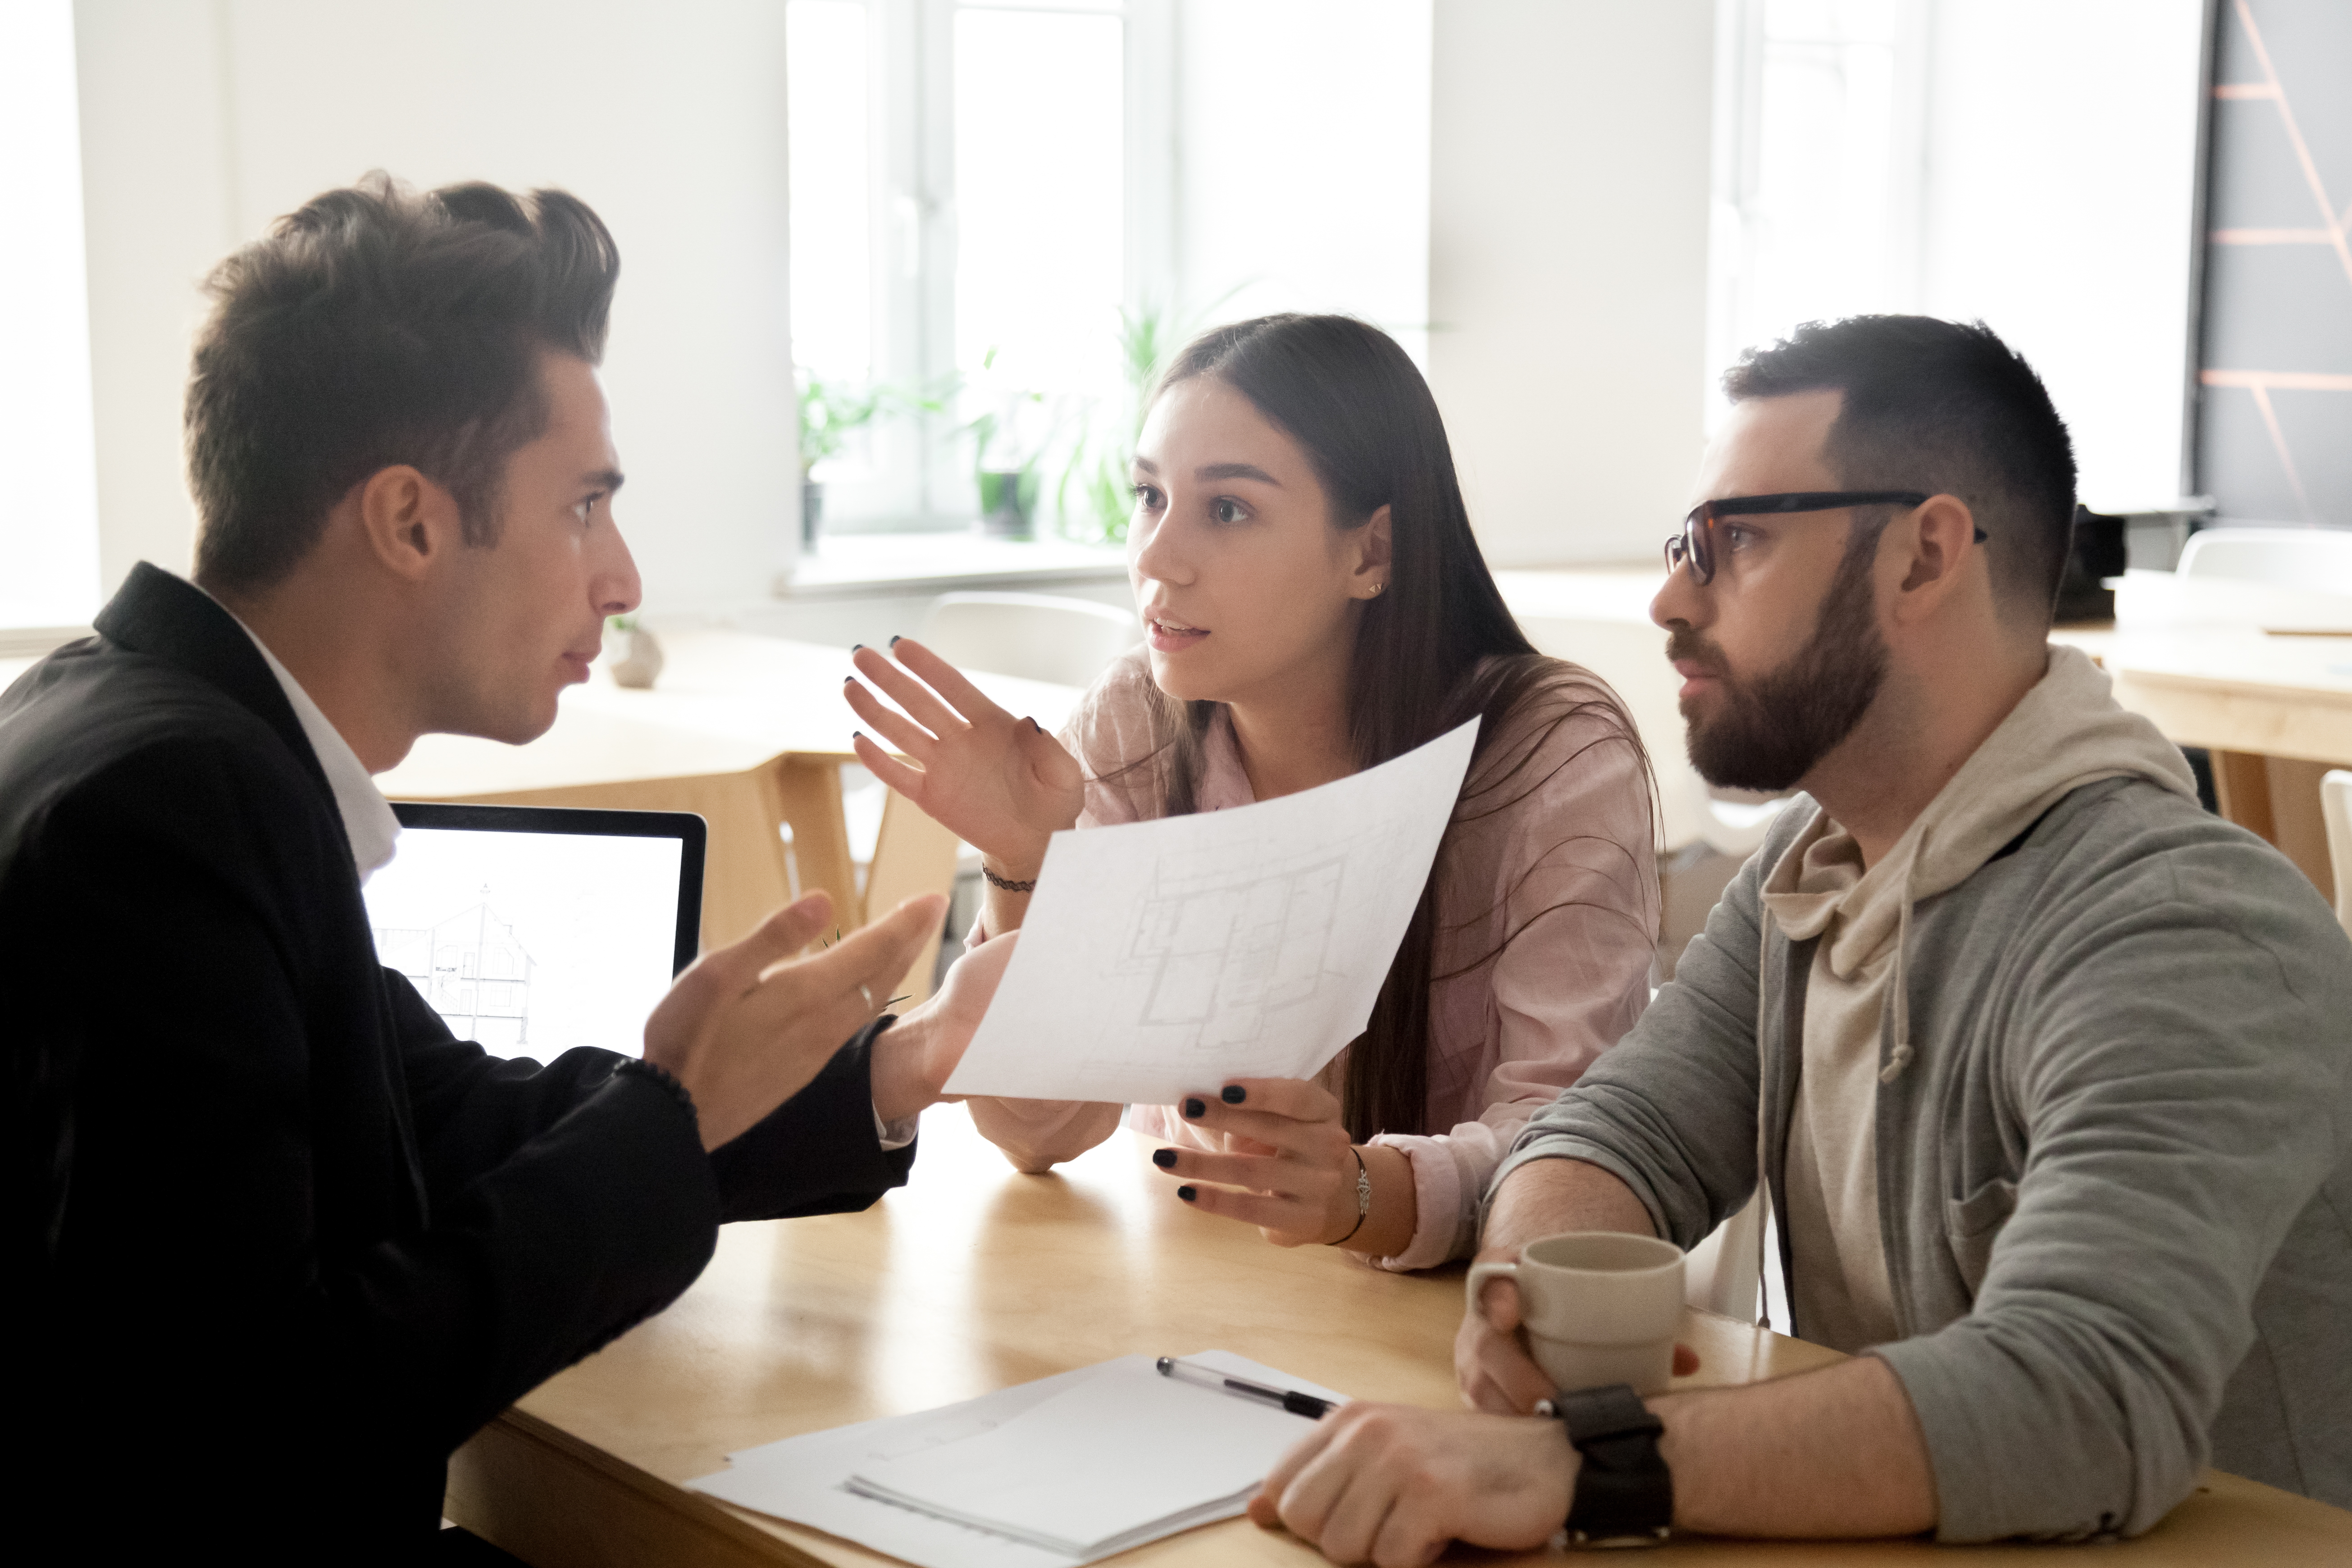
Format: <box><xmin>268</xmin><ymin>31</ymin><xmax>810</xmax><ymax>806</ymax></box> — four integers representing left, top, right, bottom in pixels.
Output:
<box><xmin>1492</xmin><ymin>652</ymin><xmax>2352</xmax><ymax>1541</ymax></box>
<box><xmin>1759</xmin><ymin>648</ymin><xmax>2202</xmax><ymax>1352</ymax></box>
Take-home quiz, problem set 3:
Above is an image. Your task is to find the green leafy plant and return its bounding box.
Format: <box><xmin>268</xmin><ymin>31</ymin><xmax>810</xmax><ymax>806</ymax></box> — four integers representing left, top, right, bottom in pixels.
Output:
<box><xmin>1051</xmin><ymin>292</ymin><xmax>1242</xmax><ymax>545</ymax></box>
<box><xmin>796</xmin><ymin>369</ymin><xmax>949</xmax><ymax>478</ymax></box>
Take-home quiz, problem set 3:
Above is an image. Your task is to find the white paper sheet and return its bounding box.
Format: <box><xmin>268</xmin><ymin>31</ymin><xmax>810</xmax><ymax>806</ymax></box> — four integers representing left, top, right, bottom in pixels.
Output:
<box><xmin>687</xmin><ymin>1352</ymin><xmax>1346</xmax><ymax>1568</ymax></box>
<box><xmin>845</xmin><ymin>1358</ymin><xmax>1319</xmax><ymax>1556</ymax></box>
<box><xmin>945</xmin><ymin>718</ymin><xmax>1480</xmax><ymax>1104</ymax></box>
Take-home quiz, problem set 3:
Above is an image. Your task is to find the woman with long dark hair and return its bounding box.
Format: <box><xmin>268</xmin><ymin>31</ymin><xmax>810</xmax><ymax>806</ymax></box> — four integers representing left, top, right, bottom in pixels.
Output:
<box><xmin>844</xmin><ymin>314</ymin><xmax>1657</xmax><ymax>1268</ymax></box>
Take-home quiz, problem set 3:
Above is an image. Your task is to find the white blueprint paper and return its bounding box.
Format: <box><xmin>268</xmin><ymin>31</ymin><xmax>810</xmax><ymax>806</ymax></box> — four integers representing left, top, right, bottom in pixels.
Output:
<box><xmin>944</xmin><ymin>718</ymin><xmax>1479</xmax><ymax>1105</ymax></box>
<box><xmin>686</xmin><ymin>1351</ymin><xmax>1347</xmax><ymax>1568</ymax></box>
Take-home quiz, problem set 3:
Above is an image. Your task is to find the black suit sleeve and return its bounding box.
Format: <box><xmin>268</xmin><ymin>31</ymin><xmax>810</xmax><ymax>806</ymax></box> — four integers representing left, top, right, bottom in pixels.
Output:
<box><xmin>710</xmin><ymin>1014</ymin><xmax>919</xmax><ymax>1222</ymax></box>
<box><xmin>14</xmin><ymin>737</ymin><xmax>720</xmax><ymax>1507</ymax></box>
<box><xmin>388</xmin><ymin>962</ymin><xmax>917</xmax><ymax>1225</ymax></box>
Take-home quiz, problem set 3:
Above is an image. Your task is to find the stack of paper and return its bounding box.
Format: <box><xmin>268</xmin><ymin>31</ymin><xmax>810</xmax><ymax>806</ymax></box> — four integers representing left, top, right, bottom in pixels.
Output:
<box><xmin>690</xmin><ymin>1352</ymin><xmax>1347</xmax><ymax>1566</ymax></box>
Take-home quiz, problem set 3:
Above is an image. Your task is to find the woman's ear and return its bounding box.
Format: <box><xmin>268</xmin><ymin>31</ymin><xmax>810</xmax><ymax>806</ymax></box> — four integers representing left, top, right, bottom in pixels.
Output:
<box><xmin>1351</xmin><ymin>504</ymin><xmax>1394</xmax><ymax>598</ymax></box>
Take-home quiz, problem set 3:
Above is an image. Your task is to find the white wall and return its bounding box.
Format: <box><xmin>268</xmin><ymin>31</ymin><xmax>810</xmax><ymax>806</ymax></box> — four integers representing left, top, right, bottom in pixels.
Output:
<box><xmin>1172</xmin><ymin>0</ymin><xmax>1433</xmax><ymax>357</ymax></box>
<box><xmin>1427</xmin><ymin>0</ymin><xmax>1717</xmax><ymax>567</ymax></box>
<box><xmin>1920</xmin><ymin>0</ymin><xmax>2207</xmax><ymax>512</ymax></box>
<box><xmin>73</xmin><ymin>0</ymin><xmax>799</xmax><ymax>613</ymax></box>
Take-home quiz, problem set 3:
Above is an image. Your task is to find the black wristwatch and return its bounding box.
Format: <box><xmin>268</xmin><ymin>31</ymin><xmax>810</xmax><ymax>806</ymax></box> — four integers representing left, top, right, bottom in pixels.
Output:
<box><xmin>1537</xmin><ymin>1383</ymin><xmax>1672</xmax><ymax>1548</ymax></box>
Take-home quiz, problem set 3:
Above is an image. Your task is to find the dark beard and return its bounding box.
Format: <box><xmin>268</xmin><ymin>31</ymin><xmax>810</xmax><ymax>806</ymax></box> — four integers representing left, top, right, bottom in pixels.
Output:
<box><xmin>1674</xmin><ymin>530</ymin><xmax>1889</xmax><ymax>793</ymax></box>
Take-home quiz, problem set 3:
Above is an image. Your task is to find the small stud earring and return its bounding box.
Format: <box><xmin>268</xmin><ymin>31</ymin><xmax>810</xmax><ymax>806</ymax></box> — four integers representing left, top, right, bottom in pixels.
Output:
<box><xmin>1369</xmin><ymin>581</ymin><xmax>1386</xmax><ymax>597</ymax></box>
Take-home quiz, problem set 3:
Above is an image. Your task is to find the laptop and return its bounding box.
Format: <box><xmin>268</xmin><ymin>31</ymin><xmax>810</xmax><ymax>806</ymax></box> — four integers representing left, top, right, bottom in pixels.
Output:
<box><xmin>364</xmin><ymin>802</ymin><xmax>707</xmax><ymax>1060</ymax></box>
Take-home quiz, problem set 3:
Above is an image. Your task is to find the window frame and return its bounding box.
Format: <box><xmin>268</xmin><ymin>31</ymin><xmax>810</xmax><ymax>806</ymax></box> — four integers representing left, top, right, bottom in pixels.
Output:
<box><xmin>799</xmin><ymin>0</ymin><xmax>1174</xmax><ymax>533</ymax></box>
<box><xmin>1703</xmin><ymin>0</ymin><xmax>1930</xmax><ymax>428</ymax></box>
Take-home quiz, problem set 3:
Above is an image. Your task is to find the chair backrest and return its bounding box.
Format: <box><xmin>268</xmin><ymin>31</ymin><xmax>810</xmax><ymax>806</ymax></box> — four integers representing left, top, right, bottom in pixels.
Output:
<box><xmin>2323</xmin><ymin>770</ymin><xmax>2352</xmax><ymax>937</ymax></box>
<box><xmin>1507</xmin><ymin>606</ymin><xmax>1788</xmax><ymax>858</ymax></box>
<box><xmin>2176</xmin><ymin>526</ymin><xmax>2352</xmax><ymax>591</ymax></box>
<box><xmin>917</xmin><ymin>591</ymin><xmax>1139</xmax><ymax>690</ymax></box>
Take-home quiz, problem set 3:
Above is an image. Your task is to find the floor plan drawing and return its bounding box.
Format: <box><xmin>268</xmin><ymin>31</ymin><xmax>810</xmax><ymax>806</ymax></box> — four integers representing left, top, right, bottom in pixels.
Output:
<box><xmin>374</xmin><ymin>891</ymin><xmax>536</xmax><ymax>1049</ymax></box>
<box><xmin>944</xmin><ymin>717</ymin><xmax>1480</xmax><ymax>1106</ymax></box>
<box><xmin>1121</xmin><ymin>855</ymin><xmax>1345</xmax><ymax>1054</ymax></box>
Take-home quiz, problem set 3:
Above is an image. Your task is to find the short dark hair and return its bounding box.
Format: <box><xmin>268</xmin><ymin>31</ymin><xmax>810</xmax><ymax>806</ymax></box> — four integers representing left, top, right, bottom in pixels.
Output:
<box><xmin>187</xmin><ymin>173</ymin><xmax>620</xmax><ymax>594</ymax></box>
<box><xmin>1722</xmin><ymin>315</ymin><xmax>2078</xmax><ymax>624</ymax></box>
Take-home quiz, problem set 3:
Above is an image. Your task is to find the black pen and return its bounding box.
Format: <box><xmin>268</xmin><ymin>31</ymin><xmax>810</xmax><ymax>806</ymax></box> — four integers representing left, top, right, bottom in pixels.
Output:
<box><xmin>1156</xmin><ymin>1354</ymin><xmax>1334</xmax><ymax>1419</ymax></box>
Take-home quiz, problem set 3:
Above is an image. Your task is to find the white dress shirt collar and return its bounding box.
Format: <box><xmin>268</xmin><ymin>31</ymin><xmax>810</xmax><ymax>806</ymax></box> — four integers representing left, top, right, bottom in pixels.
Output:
<box><xmin>184</xmin><ymin>578</ymin><xmax>402</xmax><ymax>883</ymax></box>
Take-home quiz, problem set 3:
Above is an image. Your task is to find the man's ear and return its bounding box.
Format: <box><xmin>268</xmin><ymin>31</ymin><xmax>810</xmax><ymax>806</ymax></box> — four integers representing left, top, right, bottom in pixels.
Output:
<box><xmin>1889</xmin><ymin>494</ymin><xmax>1982</xmax><ymax>619</ymax></box>
<box><xmin>353</xmin><ymin>465</ymin><xmax>464</xmax><ymax>583</ymax></box>
<box><xmin>1351</xmin><ymin>504</ymin><xmax>1394</xmax><ymax>597</ymax></box>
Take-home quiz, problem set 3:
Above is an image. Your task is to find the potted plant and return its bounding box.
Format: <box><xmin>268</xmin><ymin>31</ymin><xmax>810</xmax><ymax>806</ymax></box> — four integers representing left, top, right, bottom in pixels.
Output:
<box><xmin>796</xmin><ymin>370</ymin><xmax>884</xmax><ymax>548</ymax></box>
<box><xmin>964</xmin><ymin>350</ymin><xmax>1047</xmax><ymax>539</ymax></box>
<box><xmin>606</xmin><ymin>613</ymin><xmax>663</xmax><ymax>689</ymax></box>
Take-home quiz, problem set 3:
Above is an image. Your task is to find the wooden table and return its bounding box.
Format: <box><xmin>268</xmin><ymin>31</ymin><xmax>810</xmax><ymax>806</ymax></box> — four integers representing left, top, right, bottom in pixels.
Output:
<box><xmin>442</xmin><ymin>1107</ymin><xmax>2352</xmax><ymax>1565</ymax></box>
<box><xmin>2053</xmin><ymin>624</ymin><xmax>2352</xmax><ymax>893</ymax></box>
<box><xmin>1495</xmin><ymin>565</ymin><xmax>2351</xmax><ymax>898</ymax></box>
<box><xmin>376</xmin><ymin>629</ymin><xmax>1083</xmax><ymax>995</ymax></box>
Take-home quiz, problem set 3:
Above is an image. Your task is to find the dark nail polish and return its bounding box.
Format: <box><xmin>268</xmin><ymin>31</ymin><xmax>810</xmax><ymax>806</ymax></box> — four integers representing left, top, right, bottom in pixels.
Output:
<box><xmin>852</xmin><ymin>730</ymin><xmax>864</xmax><ymax>740</ymax></box>
<box><xmin>1177</xmin><ymin>1185</ymin><xmax>1198</xmax><ymax>1202</ymax></box>
<box><xmin>1182</xmin><ymin>1097</ymin><xmax>1205</xmax><ymax>1119</ymax></box>
<box><xmin>1152</xmin><ymin>1148</ymin><xmax>1177</xmax><ymax>1168</ymax></box>
<box><xmin>1221</xmin><ymin>1085</ymin><xmax>1246</xmax><ymax>1104</ymax></box>
<box><xmin>850</xmin><ymin>643</ymin><xmax>865</xmax><ymax>652</ymax></box>
<box><xmin>889</xmin><ymin>634</ymin><xmax>902</xmax><ymax>646</ymax></box>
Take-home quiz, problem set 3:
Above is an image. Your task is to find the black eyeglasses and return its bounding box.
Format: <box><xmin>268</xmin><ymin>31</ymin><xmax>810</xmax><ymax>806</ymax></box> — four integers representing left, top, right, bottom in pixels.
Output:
<box><xmin>1664</xmin><ymin>491</ymin><xmax>1984</xmax><ymax>585</ymax></box>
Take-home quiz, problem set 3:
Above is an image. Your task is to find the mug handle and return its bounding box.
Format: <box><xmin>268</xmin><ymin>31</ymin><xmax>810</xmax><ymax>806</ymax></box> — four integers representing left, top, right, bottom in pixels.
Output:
<box><xmin>1465</xmin><ymin>1257</ymin><xmax>1519</xmax><ymax>1321</ymax></box>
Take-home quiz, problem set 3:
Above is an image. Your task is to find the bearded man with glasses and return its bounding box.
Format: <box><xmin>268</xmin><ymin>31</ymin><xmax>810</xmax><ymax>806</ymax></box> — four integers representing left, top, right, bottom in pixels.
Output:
<box><xmin>1244</xmin><ymin>315</ymin><xmax>2352</xmax><ymax>1564</ymax></box>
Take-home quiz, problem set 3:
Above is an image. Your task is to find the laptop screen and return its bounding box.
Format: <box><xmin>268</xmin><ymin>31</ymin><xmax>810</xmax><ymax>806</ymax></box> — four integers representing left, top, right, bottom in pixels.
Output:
<box><xmin>366</xmin><ymin>802</ymin><xmax>707</xmax><ymax>1060</ymax></box>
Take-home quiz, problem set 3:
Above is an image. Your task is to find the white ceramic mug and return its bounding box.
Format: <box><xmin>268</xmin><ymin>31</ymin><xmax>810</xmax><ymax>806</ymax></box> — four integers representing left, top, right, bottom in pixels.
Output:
<box><xmin>1465</xmin><ymin>1231</ymin><xmax>1686</xmax><ymax>1396</ymax></box>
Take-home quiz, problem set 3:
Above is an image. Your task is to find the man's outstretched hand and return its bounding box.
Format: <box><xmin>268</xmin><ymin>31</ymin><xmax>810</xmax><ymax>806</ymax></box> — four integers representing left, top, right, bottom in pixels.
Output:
<box><xmin>643</xmin><ymin>890</ymin><xmax>946</xmax><ymax>1150</ymax></box>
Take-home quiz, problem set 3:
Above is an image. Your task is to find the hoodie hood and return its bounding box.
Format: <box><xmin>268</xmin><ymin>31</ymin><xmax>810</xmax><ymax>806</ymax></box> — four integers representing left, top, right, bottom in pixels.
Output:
<box><xmin>1760</xmin><ymin>642</ymin><xmax>2198</xmax><ymax>1081</ymax></box>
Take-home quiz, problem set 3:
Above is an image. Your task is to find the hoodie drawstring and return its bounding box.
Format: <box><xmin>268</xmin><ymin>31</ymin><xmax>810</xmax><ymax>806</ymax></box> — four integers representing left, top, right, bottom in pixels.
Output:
<box><xmin>1755</xmin><ymin>911</ymin><xmax>1775</xmax><ymax>1332</ymax></box>
<box><xmin>1879</xmin><ymin>888</ymin><xmax>1918</xmax><ymax>1085</ymax></box>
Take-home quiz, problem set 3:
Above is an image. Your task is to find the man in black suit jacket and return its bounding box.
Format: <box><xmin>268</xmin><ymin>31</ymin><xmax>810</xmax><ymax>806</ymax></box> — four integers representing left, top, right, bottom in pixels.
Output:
<box><xmin>0</xmin><ymin>177</ymin><xmax>1008</xmax><ymax>1557</ymax></box>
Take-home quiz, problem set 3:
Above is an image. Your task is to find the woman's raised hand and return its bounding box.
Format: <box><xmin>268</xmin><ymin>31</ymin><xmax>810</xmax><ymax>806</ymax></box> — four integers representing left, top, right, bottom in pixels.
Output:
<box><xmin>843</xmin><ymin>637</ymin><xmax>1086</xmax><ymax>875</ymax></box>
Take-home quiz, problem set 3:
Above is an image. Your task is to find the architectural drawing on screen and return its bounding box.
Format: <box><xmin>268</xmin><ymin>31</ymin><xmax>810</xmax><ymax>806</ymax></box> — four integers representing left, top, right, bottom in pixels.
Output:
<box><xmin>374</xmin><ymin>892</ymin><xmax>536</xmax><ymax>1049</ymax></box>
<box><xmin>1119</xmin><ymin>854</ymin><xmax>1345</xmax><ymax>1053</ymax></box>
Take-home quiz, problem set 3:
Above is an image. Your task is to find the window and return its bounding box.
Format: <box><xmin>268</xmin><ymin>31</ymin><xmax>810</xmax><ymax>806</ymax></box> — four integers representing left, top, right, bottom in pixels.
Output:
<box><xmin>787</xmin><ymin>0</ymin><xmax>1171</xmax><ymax>536</ymax></box>
<box><xmin>1706</xmin><ymin>0</ymin><xmax>1927</xmax><ymax>425</ymax></box>
<box><xmin>0</xmin><ymin>0</ymin><xmax>102</xmax><ymax>628</ymax></box>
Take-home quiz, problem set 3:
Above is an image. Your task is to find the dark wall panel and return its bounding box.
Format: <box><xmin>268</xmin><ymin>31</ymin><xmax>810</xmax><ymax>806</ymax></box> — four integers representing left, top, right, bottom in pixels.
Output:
<box><xmin>2193</xmin><ymin>0</ymin><xmax>2352</xmax><ymax>528</ymax></box>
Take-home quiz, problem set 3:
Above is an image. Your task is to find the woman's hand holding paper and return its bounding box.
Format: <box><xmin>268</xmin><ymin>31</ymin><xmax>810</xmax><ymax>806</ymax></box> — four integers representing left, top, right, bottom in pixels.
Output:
<box><xmin>870</xmin><ymin>929</ymin><xmax>1021</xmax><ymax>1121</ymax></box>
<box><xmin>843</xmin><ymin>637</ymin><xmax>1085</xmax><ymax>883</ymax></box>
<box><xmin>1154</xmin><ymin>1079</ymin><xmax>1394</xmax><ymax>1249</ymax></box>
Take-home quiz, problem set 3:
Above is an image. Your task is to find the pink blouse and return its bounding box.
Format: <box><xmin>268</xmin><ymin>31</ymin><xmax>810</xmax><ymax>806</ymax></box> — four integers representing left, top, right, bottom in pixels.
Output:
<box><xmin>966</xmin><ymin>650</ymin><xmax>1658</xmax><ymax>1269</ymax></box>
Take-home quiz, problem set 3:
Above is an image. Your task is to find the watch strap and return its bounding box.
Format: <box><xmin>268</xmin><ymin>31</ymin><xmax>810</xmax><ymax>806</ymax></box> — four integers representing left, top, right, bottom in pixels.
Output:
<box><xmin>1547</xmin><ymin>1383</ymin><xmax>1671</xmax><ymax>1547</ymax></box>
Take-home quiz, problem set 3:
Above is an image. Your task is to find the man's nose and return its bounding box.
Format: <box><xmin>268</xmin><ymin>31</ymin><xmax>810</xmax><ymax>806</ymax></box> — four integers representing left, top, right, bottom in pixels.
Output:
<box><xmin>597</xmin><ymin>524</ymin><xmax>643</xmax><ymax>618</ymax></box>
<box><xmin>1651</xmin><ymin>556</ymin><xmax>1705</xmax><ymax>631</ymax></box>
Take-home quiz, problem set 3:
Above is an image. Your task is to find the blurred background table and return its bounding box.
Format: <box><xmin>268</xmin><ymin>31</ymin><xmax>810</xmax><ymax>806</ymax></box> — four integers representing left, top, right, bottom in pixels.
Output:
<box><xmin>376</xmin><ymin>629</ymin><xmax>1083</xmax><ymax>1001</ymax></box>
<box><xmin>442</xmin><ymin>1106</ymin><xmax>2352</xmax><ymax>1566</ymax></box>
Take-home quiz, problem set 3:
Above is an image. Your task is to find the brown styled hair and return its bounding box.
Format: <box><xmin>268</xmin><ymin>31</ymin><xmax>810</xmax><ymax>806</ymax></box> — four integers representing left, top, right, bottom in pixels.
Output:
<box><xmin>1125</xmin><ymin>315</ymin><xmax>1655</xmax><ymax>1140</ymax></box>
<box><xmin>187</xmin><ymin>172</ymin><xmax>620</xmax><ymax>594</ymax></box>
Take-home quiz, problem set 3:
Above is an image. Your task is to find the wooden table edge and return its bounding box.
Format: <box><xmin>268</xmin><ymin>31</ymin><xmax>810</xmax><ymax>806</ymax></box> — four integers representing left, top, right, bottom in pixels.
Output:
<box><xmin>448</xmin><ymin>1405</ymin><xmax>834</xmax><ymax>1568</ymax></box>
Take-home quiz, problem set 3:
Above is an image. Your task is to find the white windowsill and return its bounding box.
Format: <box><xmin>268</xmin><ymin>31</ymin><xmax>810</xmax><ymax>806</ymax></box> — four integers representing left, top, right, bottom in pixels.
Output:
<box><xmin>775</xmin><ymin>533</ymin><xmax>1128</xmax><ymax>599</ymax></box>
